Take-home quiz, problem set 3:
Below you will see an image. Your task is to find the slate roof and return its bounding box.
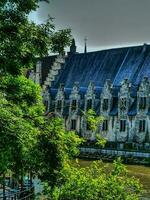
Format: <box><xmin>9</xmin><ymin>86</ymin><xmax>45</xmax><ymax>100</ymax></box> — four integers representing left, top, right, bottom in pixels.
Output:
<box><xmin>128</xmin><ymin>98</ymin><xmax>137</xmax><ymax>116</ymax></box>
<box><xmin>49</xmin><ymin>44</ymin><xmax>150</xmax><ymax>89</ymax></box>
<box><xmin>43</xmin><ymin>44</ymin><xmax>150</xmax><ymax>116</ymax></box>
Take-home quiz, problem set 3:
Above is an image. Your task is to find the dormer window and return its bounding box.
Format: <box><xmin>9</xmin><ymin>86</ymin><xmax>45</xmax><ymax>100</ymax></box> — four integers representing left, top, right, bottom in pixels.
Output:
<box><xmin>103</xmin><ymin>99</ymin><xmax>109</xmax><ymax>111</ymax></box>
<box><xmin>87</xmin><ymin>99</ymin><xmax>92</xmax><ymax>110</ymax></box>
<box><xmin>139</xmin><ymin>97</ymin><xmax>146</xmax><ymax>110</ymax></box>
<box><xmin>120</xmin><ymin>120</ymin><xmax>126</xmax><ymax>132</ymax></box>
<box><xmin>56</xmin><ymin>100</ymin><xmax>62</xmax><ymax>111</ymax></box>
<box><xmin>120</xmin><ymin>98</ymin><xmax>127</xmax><ymax>111</ymax></box>
<box><xmin>71</xmin><ymin>99</ymin><xmax>77</xmax><ymax>111</ymax></box>
<box><xmin>139</xmin><ymin>120</ymin><xmax>146</xmax><ymax>132</ymax></box>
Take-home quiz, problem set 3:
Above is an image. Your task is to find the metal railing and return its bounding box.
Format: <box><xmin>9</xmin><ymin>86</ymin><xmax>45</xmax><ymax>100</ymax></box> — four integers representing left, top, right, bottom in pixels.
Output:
<box><xmin>0</xmin><ymin>184</ymin><xmax>34</xmax><ymax>200</ymax></box>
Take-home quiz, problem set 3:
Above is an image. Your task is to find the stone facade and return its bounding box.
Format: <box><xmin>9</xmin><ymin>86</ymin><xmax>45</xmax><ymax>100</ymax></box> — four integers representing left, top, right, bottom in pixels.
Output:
<box><xmin>30</xmin><ymin>43</ymin><xmax>150</xmax><ymax>150</ymax></box>
<box><xmin>49</xmin><ymin>78</ymin><xmax>150</xmax><ymax>150</ymax></box>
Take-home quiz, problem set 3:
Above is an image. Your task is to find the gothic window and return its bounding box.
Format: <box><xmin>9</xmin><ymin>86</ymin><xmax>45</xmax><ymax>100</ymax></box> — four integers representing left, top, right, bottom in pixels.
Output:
<box><xmin>120</xmin><ymin>98</ymin><xmax>127</xmax><ymax>111</ymax></box>
<box><xmin>87</xmin><ymin>99</ymin><xmax>92</xmax><ymax>110</ymax></box>
<box><xmin>120</xmin><ymin>120</ymin><xmax>126</xmax><ymax>132</ymax></box>
<box><xmin>71</xmin><ymin>99</ymin><xmax>77</xmax><ymax>111</ymax></box>
<box><xmin>103</xmin><ymin>99</ymin><xmax>109</xmax><ymax>111</ymax></box>
<box><xmin>139</xmin><ymin>120</ymin><xmax>146</xmax><ymax>132</ymax></box>
<box><xmin>102</xmin><ymin>120</ymin><xmax>108</xmax><ymax>131</ymax></box>
<box><xmin>56</xmin><ymin>100</ymin><xmax>62</xmax><ymax>111</ymax></box>
<box><xmin>139</xmin><ymin>97</ymin><xmax>146</xmax><ymax>110</ymax></box>
<box><xmin>71</xmin><ymin>119</ymin><xmax>76</xmax><ymax>130</ymax></box>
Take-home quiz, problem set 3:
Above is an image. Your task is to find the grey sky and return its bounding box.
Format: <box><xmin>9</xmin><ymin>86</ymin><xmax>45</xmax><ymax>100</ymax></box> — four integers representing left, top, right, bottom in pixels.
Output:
<box><xmin>30</xmin><ymin>0</ymin><xmax>150</xmax><ymax>52</ymax></box>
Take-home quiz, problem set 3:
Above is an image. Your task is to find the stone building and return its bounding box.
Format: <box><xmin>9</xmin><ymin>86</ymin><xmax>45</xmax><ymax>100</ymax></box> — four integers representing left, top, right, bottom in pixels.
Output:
<box><xmin>30</xmin><ymin>41</ymin><xmax>150</xmax><ymax>150</ymax></box>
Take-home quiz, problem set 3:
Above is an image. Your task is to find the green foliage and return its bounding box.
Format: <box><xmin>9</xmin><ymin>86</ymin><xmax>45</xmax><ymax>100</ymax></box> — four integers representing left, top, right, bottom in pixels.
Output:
<box><xmin>0</xmin><ymin>1</ymin><xmax>53</xmax><ymax>75</ymax></box>
<box><xmin>0</xmin><ymin>0</ymin><xmax>72</xmax><ymax>75</ymax></box>
<box><xmin>37</xmin><ymin>117</ymin><xmax>83</xmax><ymax>188</ymax></box>
<box><xmin>50</xmin><ymin>29</ymin><xmax>72</xmax><ymax>55</ymax></box>
<box><xmin>48</xmin><ymin>158</ymin><xmax>143</xmax><ymax>200</ymax></box>
<box><xmin>0</xmin><ymin>75</ymin><xmax>42</xmax><ymax>105</ymax></box>
<box><xmin>95</xmin><ymin>134</ymin><xmax>107</xmax><ymax>148</ymax></box>
<box><xmin>84</xmin><ymin>109</ymin><xmax>106</xmax><ymax>147</ymax></box>
<box><xmin>85</xmin><ymin>109</ymin><xmax>104</xmax><ymax>132</ymax></box>
<box><xmin>0</xmin><ymin>91</ymin><xmax>40</xmax><ymax>175</ymax></box>
<box><xmin>0</xmin><ymin>0</ymin><xmax>73</xmax><ymax>193</ymax></box>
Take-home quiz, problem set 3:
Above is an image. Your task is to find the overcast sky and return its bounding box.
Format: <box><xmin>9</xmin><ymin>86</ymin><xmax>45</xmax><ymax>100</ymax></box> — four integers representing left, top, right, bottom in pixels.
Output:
<box><xmin>29</xmin><ymin>0</ymin><xmax>150</xmax><ymax>53</ymax></box>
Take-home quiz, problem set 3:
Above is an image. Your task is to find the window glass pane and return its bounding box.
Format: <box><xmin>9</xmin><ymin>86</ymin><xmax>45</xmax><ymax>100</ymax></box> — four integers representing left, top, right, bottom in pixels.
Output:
<box><xmin>87</xmin><ymin>99</ymin><xmax>92</xmax><ymax>110</ymax></box>
<box><xmin>139</xmin><ymin>120</ymin><xmax>145</xmax><ymax>132</ymax></box>
<box><xmin>71</xmin><ymin>119</ymin><xmax>76</xmax><ymax>130</ymax></box>
<box><xmin>102</xmin><ymin>120</ymin><xmax>108</xmax><ymax>131</ymax></box>
<box><xmin>57</xmin><ymin>100</ymin><xmax>62</xmax><ymax>110</ymax></box>
<box><xmin>120</xmin><ymin>120</ymin><xmax>126</xmax><ymax>132</ymax></box>
<box><xmin>72</xmin><ymin>100</ymin><xmax>77</xmax><ymax>110</ymax></box>
<box><xmin>103</xmin><ymin>99</ymin><xmax>108</xmax><ymax>111</ymax></box>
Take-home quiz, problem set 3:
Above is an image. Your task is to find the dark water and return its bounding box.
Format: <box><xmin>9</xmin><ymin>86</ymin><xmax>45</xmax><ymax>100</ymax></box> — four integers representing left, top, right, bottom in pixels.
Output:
<box><xmin>78</xmin><ymin>159</ymin><xmax>150</xmax><ymax>199</ymax></box>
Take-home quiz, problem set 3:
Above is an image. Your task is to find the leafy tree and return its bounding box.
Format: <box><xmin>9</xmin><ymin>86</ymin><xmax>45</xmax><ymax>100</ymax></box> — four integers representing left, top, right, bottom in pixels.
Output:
<box><xmin>50</xmin><ymin>29</ymin><xmax>72</xmax><ymax>55</ymax></box>
<box><xmin>0</xmin><ymin>76</ymin><xmax>44</xmax><ymax>190</ymax></box>
<box><xmin>37</xmin><ymin>117</ymin><xmax>83</xmax><ymax>188</ymax></box>
<box><xmin>48</xmin><ymin>159</ymin><xmax>143</xmax><ymax>200</ymax></box>
<box><xmin>84</xmin><ymin>109</ymin><xmax>106</xmax><ymax>147</ymax></box>
<box><xmin>0</xmin><ymin>0</ymin><xmax>73</xmax><ymax>197</ymax></box>
<box><xmin>85</xmin><ymin>109</ymin><xmax>104</xmax><ymax>132</ymax></box>
<box><xmin>0</xmin><ymin>0</ymin><xmax>72</xmax><ymax>75</ymax></box>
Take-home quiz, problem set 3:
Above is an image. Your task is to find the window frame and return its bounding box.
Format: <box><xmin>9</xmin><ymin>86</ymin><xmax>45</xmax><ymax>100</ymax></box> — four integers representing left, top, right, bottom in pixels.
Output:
<box><xmin>87</xmin><ymin>99</ymin><xmax>92</xmax><ymax>110</ymax></box>
<box><xmin>120</xmin><ymin>120</ymin><xmax>126</xmax><ymax>132</ymax></box>
<box><xmin>139</xmin><ymin>120</ymin><xmax>146</xmax><ymax>132</ymax></box>
<box><xmin>71</xmin><ymin>119</ymin><xmax>76</xmax><ymax>130</ymax></box>
<box><xmin>103</xmin><ymin>98</ymin><xmax>109</xmax><ymax>111</ymax></box>
<box><xmin>102</xmin><ymin>120</ymin><xmax>108</xmax><ymax>131</ymax></box>
<box><xmin>56</xmin><ymin>100</ymin><xmax>62</xmax><ymax>111</ymax></box>
<box><xmin>71</xmin><ymin>99</ymin><xmax>77</xmax><ymax>111</ymax></box>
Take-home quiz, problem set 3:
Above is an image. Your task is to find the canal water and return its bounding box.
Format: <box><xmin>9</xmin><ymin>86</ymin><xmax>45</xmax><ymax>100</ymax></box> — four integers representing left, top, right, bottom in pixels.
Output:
<box><xmin>78</xmin><ymin>159</ymin><xmax>150</xmax><ymax>199</ymax></box>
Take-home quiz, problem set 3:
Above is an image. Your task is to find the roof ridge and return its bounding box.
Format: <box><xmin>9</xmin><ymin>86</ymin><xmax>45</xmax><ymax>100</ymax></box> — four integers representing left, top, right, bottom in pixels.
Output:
<box><xmin>76</xmin><ymin>43</ymin><xmax>150</xmax><ymax>55</ymax></box>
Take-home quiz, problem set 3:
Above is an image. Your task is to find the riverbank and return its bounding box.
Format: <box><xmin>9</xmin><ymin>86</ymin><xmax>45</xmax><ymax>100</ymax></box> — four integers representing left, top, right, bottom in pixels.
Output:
<box><xmin>79</xmin><ymin>147</ymin><xmax>150</xmax><ymax>165</ymax></box>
